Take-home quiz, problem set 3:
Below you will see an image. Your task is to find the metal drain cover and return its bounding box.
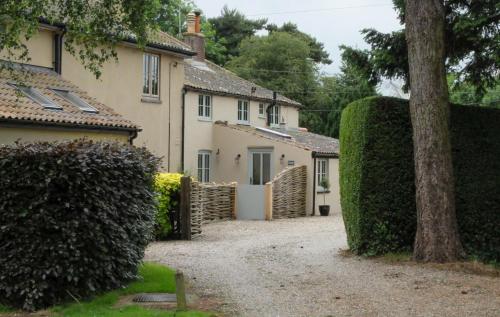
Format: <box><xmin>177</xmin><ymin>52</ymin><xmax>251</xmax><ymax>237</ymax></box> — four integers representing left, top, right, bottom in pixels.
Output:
<box><xmin>133</xmin><ymin>293</ymin><xmax>177</xmax><ymax>303</ymax></box>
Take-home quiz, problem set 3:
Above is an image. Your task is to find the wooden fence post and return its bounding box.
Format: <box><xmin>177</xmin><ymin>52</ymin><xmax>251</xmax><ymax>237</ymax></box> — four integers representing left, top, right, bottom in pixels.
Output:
<box><xmin>231</xmin><ymin>182</ymin><xmax>238</xmax><ymax>220</ymax></box>
<box><xmin>175</xmin><ymin>270</ymin><xmax>187</xmax><ymax>310</ymax></box>
<box><xmin>180</xmin><ymin>176</ymin><xmax>192</xmax><ymax>240</ymax></box>
<box><xmin>264</xmin><ymin>182</ymin><xmax>273</xmax><ymax>221</ymax></box>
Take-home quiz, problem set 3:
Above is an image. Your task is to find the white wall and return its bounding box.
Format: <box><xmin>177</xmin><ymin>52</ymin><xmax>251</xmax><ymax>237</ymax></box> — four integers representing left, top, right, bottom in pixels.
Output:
<box><xmin>183</xmin><ymin>90</ymin><xmax>301</xmax><ymax>177</ymax></box>
<box><xmin>62</xmin><ymin>44</ymin><xmax>185</xmax><ymax>172</ymax></box>
<box><xmin>314</xmin><ymin>158</ymin><xmax>341</xmax><ymax>215</ymax></box>
<box><xmin>210</xmin><ymin>124</ymin><xmax>340</xmax><ymax>216</ymax></box>
<box><xmin>0</xmin><ymin>125</ymin><xmax>129</xmax><ymax>145</ymax></box>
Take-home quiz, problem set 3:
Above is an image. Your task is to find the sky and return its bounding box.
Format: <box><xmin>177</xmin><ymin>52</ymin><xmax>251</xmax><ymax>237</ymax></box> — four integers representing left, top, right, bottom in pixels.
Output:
<box><xmin>193</xmin><ymin>0</ymin><xmax>403</xmax><ymax>75</ymax></box>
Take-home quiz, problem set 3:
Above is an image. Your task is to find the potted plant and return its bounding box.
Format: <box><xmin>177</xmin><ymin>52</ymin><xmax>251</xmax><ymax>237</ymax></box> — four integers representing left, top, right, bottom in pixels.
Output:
<box><xmin>318</xmin><ymin>178</ymin><xmax>330</xmax><ymax>216</ymax></box>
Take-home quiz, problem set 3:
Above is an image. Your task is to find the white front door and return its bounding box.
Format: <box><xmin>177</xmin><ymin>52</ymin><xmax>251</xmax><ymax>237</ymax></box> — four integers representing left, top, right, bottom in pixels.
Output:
<box><xmin>248</xmin><ymin>149</ymin><xmax>273</xmax><ymax>185</ymax></box>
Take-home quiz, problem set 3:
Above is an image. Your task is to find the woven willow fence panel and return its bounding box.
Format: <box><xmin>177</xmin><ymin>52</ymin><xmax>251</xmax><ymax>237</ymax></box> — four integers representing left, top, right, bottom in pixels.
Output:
<box><xmin>271</xmin><ymin>165</ymin><xmax>307</xmax><ymax>219</ymax></box>
<box><xmin>190</xmin><ymin>182</ymin><xmax>236</xmax><ymax>236</ymax></box>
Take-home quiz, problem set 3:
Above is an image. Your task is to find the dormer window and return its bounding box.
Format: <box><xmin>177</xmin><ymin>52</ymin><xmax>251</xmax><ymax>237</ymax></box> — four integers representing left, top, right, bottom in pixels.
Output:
<box><xmin>11</xmin><ymin>84</ymin><xmax>62</xmax><ymax>110</ymax></box>
<box><xmin>142</xmin><ymin>53</ymin><xmax>160</xmax><ymax>98</ymax></box>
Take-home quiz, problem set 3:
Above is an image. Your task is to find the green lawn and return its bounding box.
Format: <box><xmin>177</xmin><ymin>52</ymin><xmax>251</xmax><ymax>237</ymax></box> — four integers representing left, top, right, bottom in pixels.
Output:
<box><xmin>1</xmin><ymin>263</ymin><xmax>215</xmax><ymax>317</ymax></box>
<box><xmin>0</xmin><ymin>305</ymin><xmax>12</xmax><ymax>313</ymax></box>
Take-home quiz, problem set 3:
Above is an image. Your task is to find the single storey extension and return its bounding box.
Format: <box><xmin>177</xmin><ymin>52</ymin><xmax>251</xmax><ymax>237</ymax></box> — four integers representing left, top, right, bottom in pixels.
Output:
<box><xmin>0</xmin><ymin>63</ymin><xmax>138</xmax><ymax>144</ymax></box>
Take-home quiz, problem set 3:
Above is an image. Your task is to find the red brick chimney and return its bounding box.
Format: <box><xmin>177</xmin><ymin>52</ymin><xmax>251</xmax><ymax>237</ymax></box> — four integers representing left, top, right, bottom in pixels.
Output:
<box><xmin>184</xmin><ymin>11</ymin><xmax>205</xmax><ymax>61</ymax></box>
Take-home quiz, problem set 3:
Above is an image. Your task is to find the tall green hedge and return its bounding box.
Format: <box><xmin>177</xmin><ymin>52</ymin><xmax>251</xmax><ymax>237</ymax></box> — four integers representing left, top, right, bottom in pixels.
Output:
<box><xmin>0</xmin><ymin>140</ymin><xmax>159</xmax><ymax>310</ymax></box>
<box><xmin>340</xmin><ymin>96</ymin><xmax>500</xmax><ymax>262</ymax></box>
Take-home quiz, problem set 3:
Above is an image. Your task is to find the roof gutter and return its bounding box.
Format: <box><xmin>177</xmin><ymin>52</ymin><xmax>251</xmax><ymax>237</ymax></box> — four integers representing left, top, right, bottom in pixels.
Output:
<box><xmin>311</xmin><ymin>151</ymin><xmax>339</xmax><ymax>159</ymax></box>
<box><xmin>123</xmin><ymin>37</ymin><xmax>196</xmax><ymax>57</ymax></box>
<box><xmin>312</xmin><ymin>156</ymin><xmax>317</xmax><ymax>216</ymax></box>
<box><xmin>0</xmin><ymin>118</ymin><xmax>140</xmax><ymax>134</ymax></box>
<box><xmin>181</xmin><ymin>88</ymin><xmax>187</xmax><ymax>172</ymax></box>
<box><xmin>128</xmin><ymin>130</ymin><xmax>138</xmax><ymax>145</ymax></box>
<box><xmin>38</xmin><ymin>18</ymin><xmax>196</xmax><ymax>58</ymax></box>
<box><xmin>183</xmin><ymin>85</ymin><xmax>303</xmax><ymax>108</ymax></box>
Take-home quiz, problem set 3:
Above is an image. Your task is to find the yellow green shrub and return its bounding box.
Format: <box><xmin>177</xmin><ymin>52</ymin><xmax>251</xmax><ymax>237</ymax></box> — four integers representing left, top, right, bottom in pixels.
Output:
<box><xmin>153</xmin><ymin>173</ymin><xmax>182</xmax><ymax>240</ymax></box>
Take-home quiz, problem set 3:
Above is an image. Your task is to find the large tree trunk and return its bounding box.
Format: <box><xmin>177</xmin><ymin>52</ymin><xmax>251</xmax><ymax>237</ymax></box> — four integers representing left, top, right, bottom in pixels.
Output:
<box><xmin>405</xmin><ymin>0</ymin><xmax>463</xmax><ymax>262</ymax></box>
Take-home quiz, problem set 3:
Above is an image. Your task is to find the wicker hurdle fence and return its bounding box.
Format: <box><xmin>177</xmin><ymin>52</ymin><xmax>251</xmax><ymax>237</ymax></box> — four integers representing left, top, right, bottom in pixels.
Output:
<box><xmin>179</xmin><ymin>176</ymin><xmax>237</xmax><ymax>239</ymax></box>
<box><xmin>268</xmin><ymin>165</ymin><xmax>307</xmax><ymax>219</ymax></box>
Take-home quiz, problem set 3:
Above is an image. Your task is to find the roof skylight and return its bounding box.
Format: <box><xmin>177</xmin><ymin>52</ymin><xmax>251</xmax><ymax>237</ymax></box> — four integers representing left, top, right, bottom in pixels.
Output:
<box><xmin>51</xmin><ymin>89</ymin><xmax>98</xmax><ymax>113</ymax></box>
<box><xmin>256</xmin><ymin>127</ymin><xmax>292</xmax><ymax>139</ymax></box>
<box><xmin>11</xmin><ymin>84</ymin><xmax>62</xmax><ymax>110</ymax></box>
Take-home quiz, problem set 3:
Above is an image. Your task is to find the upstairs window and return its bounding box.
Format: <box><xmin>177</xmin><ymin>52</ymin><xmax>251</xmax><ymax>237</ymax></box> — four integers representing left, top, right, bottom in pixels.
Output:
<box><xmin>51</xmin><ymin>89</ymin><xmax>98</xmax><ymax>113</ymax></box>
<box><xmin>11</xmin><ymin>84</ymin><xmax>62</xmax><ymax>110</ymax></box>
<box><xmin>197</xmin><ymin>150</ymin><xmax>211</xmax><ymax>182</ymax></box>
<box><xmin>198</xmin><ymin>95</ymin><xmax>212</xmax><ymax>120</ymax></box>
<box><xmin>269</xmin><ymin>105</ymin><xmax>280</xmax><ymax>126</ymax></box>
<box><xmin>142</xmin><ymin>53</ymin><xmax>160</xmax><ymax>97</ymax></box>
<box><xmin>237</xmin><ymin>100</ymin><xmax>249</xmax><ymax>124</ymax></box>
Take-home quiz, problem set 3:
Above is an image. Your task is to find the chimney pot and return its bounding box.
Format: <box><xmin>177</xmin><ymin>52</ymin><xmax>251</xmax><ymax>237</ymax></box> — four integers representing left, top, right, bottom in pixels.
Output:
<box><xmin>194</xmin><ymin>11</ymin><xmax>201</xmax><ymax>33</ymax></box>
<box><xmin>186</xmin><ymin>12</ymin><xmax>196</xmax><ymax>34</ymax></box>
<box><xmin>183</xmin><ymin>11</ymin><xmax>205</xmax><ymax>61</ymax></box>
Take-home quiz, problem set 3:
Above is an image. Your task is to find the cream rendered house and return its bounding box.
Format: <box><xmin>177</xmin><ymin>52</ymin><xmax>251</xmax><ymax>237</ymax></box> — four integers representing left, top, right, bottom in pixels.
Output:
<box><xmin>4</xmin><ymin>22</ymin><xmax>197</xmax><ymax>170</ymax></box>
<box><xmin>0</xmin><ymin>34</ymin><xmax>138</xmax><ymax>145</ymax></box>
<box><xmin>2</xmin><ymin>14</ymin><xmax>340</xmax><ymax>216</ymax></box>
<box><xmin>181</xmin><ymin>12</ymin><xmax>340</xmax><ymax>216</ymax></box>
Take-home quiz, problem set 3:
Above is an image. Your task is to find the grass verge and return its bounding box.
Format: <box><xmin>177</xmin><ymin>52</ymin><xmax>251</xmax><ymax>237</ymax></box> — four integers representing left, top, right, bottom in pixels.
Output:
<box><xmin>0</xmin><ymin>306</ymin><xmax>12</xmax><ymax>313</ymax></box>
<box><xmin>1</xmin><ymin>263</ymin><xmax>215</xmax><ymax>317</ymax></box>
<box><xmin>378</xmin><ymin>252</ymin><xmax>499</xmax><ymax>277</ymax></box>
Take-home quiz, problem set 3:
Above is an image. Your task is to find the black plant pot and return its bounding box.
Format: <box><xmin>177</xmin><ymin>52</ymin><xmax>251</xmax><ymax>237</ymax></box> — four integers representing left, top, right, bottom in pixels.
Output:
<box><xmin>319</xmin><ymin>205</ymin><xmax>330</xmax><ymax>216</ymax></box>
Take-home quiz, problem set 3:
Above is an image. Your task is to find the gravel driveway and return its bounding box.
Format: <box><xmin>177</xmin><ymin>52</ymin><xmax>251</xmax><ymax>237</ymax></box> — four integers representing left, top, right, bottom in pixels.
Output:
<box><xmin>145</xmin><ymin>213</ymin><xmax>500</xmax><ymax>317</ymax></box>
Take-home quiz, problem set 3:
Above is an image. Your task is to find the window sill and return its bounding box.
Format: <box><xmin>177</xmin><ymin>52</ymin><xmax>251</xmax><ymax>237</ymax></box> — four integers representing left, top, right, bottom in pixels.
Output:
<box><xmin>198</xmin><ymin>117</ymin><xmax>213</xmax><ymax>122</ymax></box>
<box><xmin>237</xmin><ymin>121</ymin><xmax>250</xmax><ymax>126</ymax></box>
<box><xmin>141</xmin><ymin>96</ymin><xmax>162</xmax><ymax>104</ymax></box>
<box><xmin>317</xmin><ymin>190</ymin><xmax>331</xmax><ymax>194</ymax></box>
<box><xmin>258</xmin><ymin>115</ymin><xmax>266</xmax><ymax>119</ymax></box>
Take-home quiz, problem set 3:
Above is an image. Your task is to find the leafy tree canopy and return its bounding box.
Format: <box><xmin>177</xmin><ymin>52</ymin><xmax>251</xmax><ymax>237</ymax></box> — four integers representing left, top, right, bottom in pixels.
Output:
<box><xmin>266</xmin><ymin>22</ymin><xmax>332</xmax><ymax>65</ymax></box>
<box><xmin>156</xmin><ymin>0</ymin><xmax>195</xmax><ymax>37</ymax></box>
<box><xmin>153</xmin><ymin>0</ymin><xmax>228</xmax><ymax>66</ymax></box>
<box><xmin>226</xmin><ymin>31</ymin><xmax>318</xmax><ymax>107</ymax></box>
<box><xmin>302</xmin><ymin>49</ymin><xmax>377</xmax><ymax>137</ymax></box>
<box><xmin>449</xmin><ymin>74</ymin><xmax>500</xmax><ymax>107</ymax></box>
<box><xmin>343</xmin><ymin>0</ymin><xmax>499</xmax><ymax>95</ymax></box>
<box><xmin>0</xmin><ymin>0</ymin><xmax>160</xmax><ymax>78</ymax></box>
<box><xmin>208</xmin><ymin>6</ymin><xmax>267</xmax><ymax>64</ymax></box>
<box><xmin>226</xmin><ymin>31</ymin><xmax>376</xmax><ymax>137</ymax></box>
<box><xmin>201</xmin><ymin>19</ymin><xmax>228</xmax><ymax>66</ymax></box>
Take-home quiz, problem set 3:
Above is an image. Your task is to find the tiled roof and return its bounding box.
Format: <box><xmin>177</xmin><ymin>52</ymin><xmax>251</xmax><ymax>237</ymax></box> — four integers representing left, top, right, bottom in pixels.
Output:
<box><xmin>184</xmin><ymin>59</ymin><xmax>302</xmax><ymax>108</ymax></box>
<box><xmin>0</xmin><ymin>64</ymin><xmax>138</xmax><ymax>131</ymax></box>
<box><xmin>39</xmin><ymin>18</ymin><xmax>195</xmax><ymax>57</ymax></box>
<box><xmin>216</xmin><ymin>122</ymin><xmax>339</xmax><ymax>155</ymax></box>
<box><xmin>145</xmin><ymin>30</ymin><xmax>195</xmax><ymax>54</ymax></box>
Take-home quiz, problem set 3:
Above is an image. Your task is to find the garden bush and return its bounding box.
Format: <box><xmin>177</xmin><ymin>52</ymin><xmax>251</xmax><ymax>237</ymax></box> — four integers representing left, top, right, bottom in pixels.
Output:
<box><xmin>339</xmin><ymin>96</ymin><xmax>500</xmax><ymax>262</ymax></box>
<box><xmin>153</xmin><ymin>173</ymin><xmax>182</xmax><ymax>240</ymax></box>
<box><xmin>0</xmin><ymin>140</ymin><xmax>159</xmax><ymax>310</ymax></box>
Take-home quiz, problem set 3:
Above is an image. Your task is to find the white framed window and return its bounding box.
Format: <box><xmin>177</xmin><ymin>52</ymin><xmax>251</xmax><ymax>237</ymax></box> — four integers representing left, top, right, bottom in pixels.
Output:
<box><xmin>258</xmin><ymin>103</ymin><xmax>266</xmax><ymax>118</ymax></box>
<box><xmin>269</xmin><ymin>105</ymin><xmax>280</xmax><ymax>126</ymax></box>
<box><xmin>142</xmin><ymin>53</ymin><xmax>160</xmax><ymax>97</ymax></box>
<box><xmin>198</xmin><ymin>95</ymin><xmax>212</xmax><ymax>120</ymax></box>
<box><xmin>317</xmin><ymin>158</ymin><xmax>329</xmax><ymax>191</ymax></box>
<box><xmin>197</xmin><ymin>150</ymin><xmax>211</xmax><ymax>183</ymax></box>
<box><xmin>237</xmin><ymin>100</ymin><xmax>249</xmax><ymax>124</ymax></box>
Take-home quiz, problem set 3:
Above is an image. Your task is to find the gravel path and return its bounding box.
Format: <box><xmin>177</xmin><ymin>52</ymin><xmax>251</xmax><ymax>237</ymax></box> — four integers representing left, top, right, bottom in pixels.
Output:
<box><xmin>145</xmin><ymin>213</ymin><xmax>500</xmax><ymax>317</ymax></box>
